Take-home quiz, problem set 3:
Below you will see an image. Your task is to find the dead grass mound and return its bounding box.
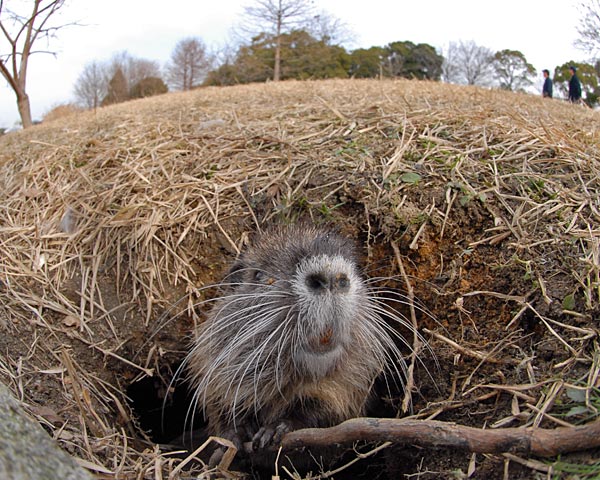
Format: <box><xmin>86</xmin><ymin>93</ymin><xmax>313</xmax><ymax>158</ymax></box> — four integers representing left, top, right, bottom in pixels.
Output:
<box><xmin>0</xmin><ymin>78</ymin><xmax>599</xmax><ymax>479</ymax></box>
<box><xmin>42</xmin><ymin>102</ymin><xmax>84</xmax><ymax>123</ymax></box>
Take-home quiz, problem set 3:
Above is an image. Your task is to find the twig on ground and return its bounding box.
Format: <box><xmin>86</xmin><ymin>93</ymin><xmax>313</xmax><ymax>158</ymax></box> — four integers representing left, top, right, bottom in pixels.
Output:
<box><xmin>282</xmin><ymin>417</ymin><xmax>600</xmax><ymax>457</ymax></box>
<box><xmin>391</xmin><ymin>241</ymin><xmax>421</xmax><ymax>413</ymax></box>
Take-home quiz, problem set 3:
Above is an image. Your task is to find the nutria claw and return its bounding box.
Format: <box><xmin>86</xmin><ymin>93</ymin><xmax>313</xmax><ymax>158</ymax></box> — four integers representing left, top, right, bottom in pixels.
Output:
<box><xmin>252</xmin><ymin>421</ymin><xmax>293</xmax><ymax>450</ymax></box>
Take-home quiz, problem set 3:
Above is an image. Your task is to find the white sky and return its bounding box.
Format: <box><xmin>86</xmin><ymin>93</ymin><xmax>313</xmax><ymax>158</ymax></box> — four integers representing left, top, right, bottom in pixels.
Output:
<box><xmin>0</xmin><ymin>0</ymin><xmax>586</xmax><ymax>128</ymax></box>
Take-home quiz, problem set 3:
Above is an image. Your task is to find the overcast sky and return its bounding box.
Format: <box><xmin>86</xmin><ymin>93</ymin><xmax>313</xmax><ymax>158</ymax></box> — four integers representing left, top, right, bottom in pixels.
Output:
<box><xmin>0</xmin><ymin>0</ymin><xmax>586</xmax><ymax>129</ymax></box>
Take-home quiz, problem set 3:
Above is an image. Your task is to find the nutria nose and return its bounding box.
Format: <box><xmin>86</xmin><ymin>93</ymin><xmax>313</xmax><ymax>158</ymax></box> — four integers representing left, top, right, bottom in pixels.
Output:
<box><xmin>305</xmin><ymin>272</ymin><xmax>350</xmax><ymax>293</ymax></box>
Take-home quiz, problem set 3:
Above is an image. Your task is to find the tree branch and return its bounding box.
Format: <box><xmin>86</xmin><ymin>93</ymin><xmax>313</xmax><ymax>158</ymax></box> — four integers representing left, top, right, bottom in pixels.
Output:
<box><xmin>0</xmin><ymin>11</ymin><xmax>15</xmax><ymax>44</ymax></box>
<box><xmin>0</xmin><ymin>57</ymin><xmax>18</xmax><ymax>92</ymax></box>
<box><xmin>281</xmin><ymin>417</ymin><xmax>600</xmax><ymax>457</ymax></box>
<box><xmin>27</xmin><ymin>0</ymin><xmax>65</xmax><ymax>48</ymax></box>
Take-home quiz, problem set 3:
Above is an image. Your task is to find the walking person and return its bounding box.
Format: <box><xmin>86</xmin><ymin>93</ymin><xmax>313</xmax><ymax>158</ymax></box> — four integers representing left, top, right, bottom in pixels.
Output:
<box><xmin>568</xmin><ymin>66</ymin><xmax>582</xmax><ymax>104</ymax></box>
<box><xmin>542</xmin><ymin>69</ymin><xmax>553</xmax><ymax>98</ymax></box>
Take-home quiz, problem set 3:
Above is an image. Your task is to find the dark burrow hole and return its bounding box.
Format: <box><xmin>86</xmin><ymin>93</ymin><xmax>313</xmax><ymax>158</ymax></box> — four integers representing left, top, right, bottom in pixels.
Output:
<box><xmin>126</xmin><ymin>364</ymin><xmax>204</xmax><ymax>446</ymax></box>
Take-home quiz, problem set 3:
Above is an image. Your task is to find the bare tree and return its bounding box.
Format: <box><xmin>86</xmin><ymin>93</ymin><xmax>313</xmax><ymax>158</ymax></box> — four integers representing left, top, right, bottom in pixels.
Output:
<box><xmin>307</xmin><ymin>10</ymin><xmax>356</xmax><ymax>47</ymax></box>
<box><xmin>575</xmin><ymin>0</ymin><xmax>600</xmax><ymax>55</ymax></box>
<box><xmin>442</xmin><ymin>40</ymin><xmax>495</xmax><ymax>86</ymax></box>
<box><xmin>240</xmin><ymin>0</ymin><xmax>313</xmax><ymax>81</ymax></box>
<box><xmin>0</xmin><ymin>0</ymin><xmax>73</xmax><ymax>128</ymax></box>
<box><xmin>213</xmin><ymin>38</ymin><xmax>241</xmax><ymax>68</ymax></box>
<box><xmin>441</xmin><ymin>42</ymin><xmax>461</xmax><ymax>83</ymax></box>
<box><xmin>166</xmin><ymin>37</ymin><xmax>211</xmax><ymax>90</ymax></box>
<box><xmin>73</xmin><ymin>60</ymin><xmax>106</xmax><ymax>109</ymax></box>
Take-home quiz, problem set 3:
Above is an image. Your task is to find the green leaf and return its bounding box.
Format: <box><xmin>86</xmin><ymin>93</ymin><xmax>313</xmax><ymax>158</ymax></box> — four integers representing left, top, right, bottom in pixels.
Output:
<box><xmin>400</xmin><ymin>172</ymin><xmax>421</xmax><ymax>184</ymax></box>
<box><xmin>565</xmin><ymin>405</ymin><xmax>589</xmax><ymax>417</ymax></box>
<box><xmin>566</xmin><ymin>387</ymin><xmax>586</xmax><ymax>403</ymax></box>
<box><xmin>562</xmin><ymin>294</ymin><xmax>576</xmax><ymax>311</ymax></box>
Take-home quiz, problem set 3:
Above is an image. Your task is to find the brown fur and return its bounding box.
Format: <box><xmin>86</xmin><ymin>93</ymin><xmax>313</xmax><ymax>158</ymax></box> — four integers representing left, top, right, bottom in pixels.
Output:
<box><xmin>184</xmin><ymin>224</ymin><xmax>405</xmax><ymax>464</ymax></box>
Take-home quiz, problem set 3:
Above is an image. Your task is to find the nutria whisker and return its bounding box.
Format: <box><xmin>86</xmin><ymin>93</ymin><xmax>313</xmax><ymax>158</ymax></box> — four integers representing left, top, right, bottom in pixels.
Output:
<box><xmin>365</xmin><ymin>297</ymin><xmax>438</xmax><ymax>378</ymax></box>
<box><xmin>191</xmin><ymin>292</ymin><xmax>292</xmax><ymax>339</ymax></box>
<box><xmin>365</xmin><ymin>282</ymin><xmax>435</xmax><ymax>316</ymax></box>
<box><xmin>188</xmin><ymin>298</ymin><xmax>295</xmax><ymax>423</ymax></box>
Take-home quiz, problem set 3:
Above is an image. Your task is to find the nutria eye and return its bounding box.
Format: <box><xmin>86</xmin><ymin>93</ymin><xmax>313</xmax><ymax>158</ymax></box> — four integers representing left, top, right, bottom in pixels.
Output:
<box><xmin>254</xmin><ymin>270</ymin><xmax>267</xmax><ymax>281</ymax></box>
<box><xmin>337</xmin><ymin>274</ymin><xmax>349</xmax><ymax>289</ymax></box>
<box><xmin>254</xmin><ymin>270</ymin><xmax>275</xmax><ymax>285</ymax></box>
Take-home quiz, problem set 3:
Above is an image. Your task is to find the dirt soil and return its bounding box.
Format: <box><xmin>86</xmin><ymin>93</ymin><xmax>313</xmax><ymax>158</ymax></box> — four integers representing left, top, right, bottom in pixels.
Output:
<box><xmin>0</xmin><ymin>78</ymin><xmax>599</xmax><ymax>479</ymax></box>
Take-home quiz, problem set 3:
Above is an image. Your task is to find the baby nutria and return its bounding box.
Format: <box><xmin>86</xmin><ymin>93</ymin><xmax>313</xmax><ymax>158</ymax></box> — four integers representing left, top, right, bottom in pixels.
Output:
<box><xmin>184</xmin><ymin>224</ymin><xmax>414</xmax><ymax>468</ymax></box>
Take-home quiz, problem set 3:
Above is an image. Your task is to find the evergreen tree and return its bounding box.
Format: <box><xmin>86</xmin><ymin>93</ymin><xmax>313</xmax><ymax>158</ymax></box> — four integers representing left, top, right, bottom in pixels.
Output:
<box><xmin>385</xmin><ymin>41</ymin><xmax>443</xmax><ymax>80</ymax></box>
<box><xmin>205</xmin><ymin>30</ymin><xmax>349</xmax><ymax>85</ymax></box>
<box><xmin>553</xmin><ymin>61</ymin><xmax>599</xmax><ymax>106</ymax></box>
<box><xmin>493</xmin><ymin>50</ymin><xmax>536</xmax><ymax>91</ymax></box>
<box><xmin>102</xmin><ymin>68</ymin><xmax>128</xmax><ymax>106</ymax></box>
<box><xmin>349</xmin><ymin>47</ymin><xmax>386</xmax><ymax>78</ymax></box>
<box><xmin>240</xmin><ymin>0</ymin><xmax>313</xmax><ymax>81</ymax></box>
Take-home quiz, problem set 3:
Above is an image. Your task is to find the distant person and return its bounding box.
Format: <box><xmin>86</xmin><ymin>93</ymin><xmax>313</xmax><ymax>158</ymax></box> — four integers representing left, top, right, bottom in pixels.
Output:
<box><xmin>542</xmin><ymin>69</ymin><xmax>553</xmax><ymax>98</ymax></box>
<box><xmin>568</xmin><ymin>66</ymin><xmax>582</xmax><ymax>103</ymax></box>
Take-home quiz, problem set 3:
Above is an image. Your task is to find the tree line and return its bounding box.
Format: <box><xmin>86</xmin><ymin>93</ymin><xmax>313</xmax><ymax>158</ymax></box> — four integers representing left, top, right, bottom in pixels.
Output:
<box><xmin>73</xmin><ymin>33</ymin><xmax>600</xmax><ymax>111</ymax></box>
<box><xmin>3</xmin><ymin>0</ymin><xmax>600</xmax><ymax>129</ymax></box>
<box><xmin>68</xmin><ymin>0</ymin><xmax>600</xmax><ymax>111</ymax></box>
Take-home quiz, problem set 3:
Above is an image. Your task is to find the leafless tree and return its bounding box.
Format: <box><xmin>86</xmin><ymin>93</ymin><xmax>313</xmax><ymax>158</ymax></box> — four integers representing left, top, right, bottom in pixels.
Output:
<box><xmin>0</xmin><ymin>0</ymin><xmax>73</xmax><ymax>128</ymax></box>
<box><xmin>441</xmin><ymin>42</ymin><xmax>461</xmax><ymax>84</ymax></box>
<box><xmin>442</xmin><ymin>40</ymin><xmax>495</xmax><ymax>86</ymax></box>
<box><xmin>73</xmin><ymin>60</ymin><xmax>105</xmax><ymax>109</ymax></box>
<box><xmin>575</xmin><ymin>0</ymin><xmax>600</xmax><ymax>56</ymax></box>
<box><xmin>213</xmin><ymin>38</ymin><xmax>240</xmax><ymax>68</ymax></box>
<box><xmin>307</xmin><ymin>10</ymin><xmax>356</xmax><ymax>47</ymax></box>
<box><xmin>240</xmin><ymin>0</ymin><xmax>313</xmax><ymax>81</ymax></box>
<box><xmin>166</xmin><ymin>37</ymin><xmax>211</xmax><ymax>90</ymax></box>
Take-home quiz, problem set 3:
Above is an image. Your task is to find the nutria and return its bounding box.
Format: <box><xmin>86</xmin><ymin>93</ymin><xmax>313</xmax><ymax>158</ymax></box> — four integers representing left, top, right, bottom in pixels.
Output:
<box><xmin>183</xmin><ymin>224</ymin><xmax>416</xmax><ymax>468</ymax></box>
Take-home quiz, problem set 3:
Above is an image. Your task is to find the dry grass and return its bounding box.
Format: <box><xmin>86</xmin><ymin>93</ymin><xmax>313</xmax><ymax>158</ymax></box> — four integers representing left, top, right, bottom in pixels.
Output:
<box><xmin>42</xmin><ymin>103</ymin><xmax>84</xmax><ymax>123</ymax></box>
<box><xmin>0</xmin><ymin>78</ymin><xmax>599</xmax><ymax>478</ymax></box>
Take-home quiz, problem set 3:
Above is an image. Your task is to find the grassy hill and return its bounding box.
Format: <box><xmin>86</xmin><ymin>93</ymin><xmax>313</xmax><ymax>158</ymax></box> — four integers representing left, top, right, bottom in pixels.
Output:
<box><xmin>1</xmin><ymin>79</ymin><xmax>599</xmax><ymax>479</ymax></box>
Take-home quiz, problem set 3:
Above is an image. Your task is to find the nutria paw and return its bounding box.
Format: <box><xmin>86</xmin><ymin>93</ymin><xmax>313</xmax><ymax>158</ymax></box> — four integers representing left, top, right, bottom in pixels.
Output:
<box><xmin>252</xmin><ymin>420</ymin><xmax>293</xmax><ymax>450</ymax></box>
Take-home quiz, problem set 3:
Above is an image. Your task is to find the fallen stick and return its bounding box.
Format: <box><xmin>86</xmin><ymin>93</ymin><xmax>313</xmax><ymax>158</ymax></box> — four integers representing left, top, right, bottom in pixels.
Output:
<box><xmin>281</xmin><ymin>417</ymin><xmax>600</xmax><ymax>457</ymax></box>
